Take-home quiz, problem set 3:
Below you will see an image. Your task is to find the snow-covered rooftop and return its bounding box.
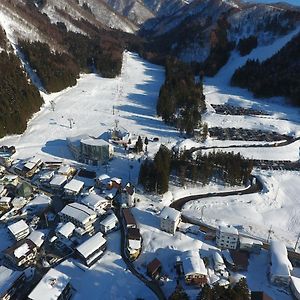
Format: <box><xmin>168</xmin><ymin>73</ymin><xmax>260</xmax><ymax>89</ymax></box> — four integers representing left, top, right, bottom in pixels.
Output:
<box><xmin>14</xmin><ymin>243</ymin><xmax>30</xmax><ymax>258</ymax></box>
<box><xmin>56</xmin><ymin>222</ymin><xmax>75</xmax><ymax>239</ymax></box>
<box><xmin>28</xmin><ymin>268</ymin><xmax>71</xmax><ymax>300</ymax></box>
<box><xmin>60</xmin><ymin>202</ymin><xmax>96</xmax><ymax>224</ymax></box>
<box><xmin>182</xmin><ymin>250</ymin><xmax>207</xmax><ymax>276</ymax></box>
<box><xmin>28</xmin><ymin>230</ymin><xmax>45</xmax><ymax>248</ymax></box>
<box><xmin>27</xmin><ymin>194</ymin><xmax>52</xmax><ymax>207</ymax></box>
<box><xmin>160</xmin><ymin>206</ymin><xmax>181</xmax><ymax>222</ymax></box>
<box><xmin>0</xmin><ymin>266</ymin><xmax>23</xmax><ymax>296</ymax></box>
<box><xmin>50</xmin><ymin>175</ymin><xmax>68</xmax><ymax>187</ymax></box>
<box><xmin>100</xmin><ymin>213</ymin><xmax>118</xmax><ymax>227</ymax></box>
<box><xmin>7</xmin><ymin>219</ymin><xmax>29</xmax><ymax>236</ymax></box>
<box><xmin>218</xmin><ymin>224</ymin><xmax>239</xmax><ymax>235</ymax></box>
<box><xmin>58</xmin><ymin>164</ymin><xmax>73</xmax><ymax>175</ymax></box>
<box><xmin>270</xmin><ymin>240</ymin><xmax>293</xmax><ymax>278</ymax></box>
<box><xmin>81</xmin><ymin>138</ymin><xmax>110</xmax><ymax>147</ymax></box>
<box><xmin>81</xmin><ymin>194</ymin><xmax>108</xmax><ymax>210</ymax></box>
<box><xmin>76</xmin><ymin>232</ymin><xmax>106</xmax><ymax>259</ymax></box>
<box><xmin>0</xmin><ymin>196</ymin><xmax>12</xmax><ymax>204</ymax></box>
<box><xmin>64</xmin><ymin>179</ymin><xmax>84</xmax><ymax>193</ymax></box>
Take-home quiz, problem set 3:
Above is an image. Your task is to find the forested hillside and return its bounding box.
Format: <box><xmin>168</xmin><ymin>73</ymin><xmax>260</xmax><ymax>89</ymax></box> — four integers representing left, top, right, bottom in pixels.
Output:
<box><xmin>231</xmin><ymin>32</ymin><xmax>300</xmax><ymax>105</ymax></box>
<box><xmin>0</xmin><ymin>51</ymin><xmax>43</xmax><ymax>138</ymax></box>
<box><xmin>156</xmin><ymin>59</ymin><xmax>206</xmax><ymax>135</ymax></box>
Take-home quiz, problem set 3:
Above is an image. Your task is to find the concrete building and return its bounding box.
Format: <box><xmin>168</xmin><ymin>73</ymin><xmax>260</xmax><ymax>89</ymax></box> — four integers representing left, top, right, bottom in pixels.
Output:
<box><xmin>182</xmin><ymin>250</ymin><xmax>208</xmax><ymax>286</ymax></box>
<box><xmin>216</xmin><ymin>225</ymin><xmax>239</xmax><ymax>249</ymax></box>
<box><xmin>7</xmin><ymin>220</ymin><xmax>30</xmax><ymax>241</ymax></box>
<box><xmin>28</xmin><ymin>268</ymin><xmax>72</xmax><ymax>300</ymax></box>
<box><xmin>270</xmin><ymin>240</ymin><xmax>292</xmax><ymax>286</ymax></box>
<box><xmin>127</xmin><ymin>227</ymin><xmax>142</xmax><ymax>261</ymax></box>
<box><xmin>160</xmin><ymin>207</ymin><xmax>181</xmax><ymax>235</ymax></box>
<box><xmin>76</xmin><ymin>232</ymin><xmax>107</xmax><ymax>267</ymax></box>
<box><xmin>67</xmin><ymin>135</ymin><xmax>114</xmax><ymax>166</ymax></box>
<box><xmin>63</xmin><ymin>179</ymin><xmax>84</xmax><ymax>197</ymax></box>
<box><xmin>0</xmin><ymin>266</ymin><xmax>25</xmax><ymax>300</ymax></box>
<box><xmin>100</xmin><ymin>212</ymin><xmax>118</xmax><ymax>234</ymax></box>
<box><xmin>59</xmin><ymin>203</ymin><xmax>97</xmax><ymax>236</ymax></box>
<box><xmin>4</xmin><ymin>239</ymin><xmax>38</xmax><ymax>268</ymax></box>
<box><xmin>81</xmin><ymin>193</ymin><xmax>111</xmax><ymax>214</ymax></box>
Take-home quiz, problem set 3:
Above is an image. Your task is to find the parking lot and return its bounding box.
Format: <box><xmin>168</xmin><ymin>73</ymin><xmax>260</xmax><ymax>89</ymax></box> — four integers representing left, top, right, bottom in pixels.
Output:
<box><xmin>209</xmin><ymin>127</ymin><xmax>291</xmax><ymax>142</ymax></box>
<box><xmin>212</xmin><ymin>104</ymin><xmax>269</xmax><ymax>116</ymax></box>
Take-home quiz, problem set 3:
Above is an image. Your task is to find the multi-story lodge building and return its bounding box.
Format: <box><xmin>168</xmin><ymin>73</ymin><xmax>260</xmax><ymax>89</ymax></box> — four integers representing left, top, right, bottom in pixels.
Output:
<box><xmin>216</xmin><ymin>225</ymin><xmax>239</xmax><ymax>250</ymax></box>
<box><xmin>160</xmin><ymin>207</ymin><xmax>181</xmax><ymax>235</ymax></box>
<box><xmin>76</xmin><ymin>232</ymin><xmax>107</xmax><ymax>267</ymax></box>
<box><xmin>7</xmin><ymin>219</ymin><xmax>30</xmax><ymax>241</ymax></box>
<box><xmin>59</xmin><ymin>203</ymin><xmax>97</xmax><ymax>236</ymax></box>
<box><xmin>28</xmin><ymin>268</ymin><xmax>72</xmax><ymax>300</ymax></box>
<box><xmin>4</xmin><ymin>239</ymin><xmax>38</xmax><ymax>268</ymax></box>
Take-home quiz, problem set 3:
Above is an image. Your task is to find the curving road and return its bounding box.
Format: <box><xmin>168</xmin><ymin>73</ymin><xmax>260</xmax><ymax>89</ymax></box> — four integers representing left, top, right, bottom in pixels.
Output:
<box><xmin>115</xmin><ymin>208</ymin><xmax>166</xmax><ymax>300</ymax></box>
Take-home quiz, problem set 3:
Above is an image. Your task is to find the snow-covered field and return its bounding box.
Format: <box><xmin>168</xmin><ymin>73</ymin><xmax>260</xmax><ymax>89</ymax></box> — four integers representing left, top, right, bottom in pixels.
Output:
<box><xmin>182</xmin><ymin>170</ymin><xmax>300</xmax><ymax>248</ymax></box>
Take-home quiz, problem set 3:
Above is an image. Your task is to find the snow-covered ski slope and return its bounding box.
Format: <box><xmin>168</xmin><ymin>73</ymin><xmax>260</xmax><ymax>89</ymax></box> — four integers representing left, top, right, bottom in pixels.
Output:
<box><xmin>0</xmin><ymin>52</ymin><xmax>177</xmax><ymax>162</ymax></box>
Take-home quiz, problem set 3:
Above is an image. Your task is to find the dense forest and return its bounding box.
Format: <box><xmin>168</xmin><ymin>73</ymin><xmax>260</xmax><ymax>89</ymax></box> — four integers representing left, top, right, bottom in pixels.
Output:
<box><xmin>139</xmin><ymin>147</ymin><xmax>253</xmax><ymax>194</ymax></box>
<box><xmin>19</xmin><ymin>30</ymin><xmax>124</xmax><ymax>93</ymax></box>
<box><xmin>172</xmin><ymin>150</ymin><xmax>253</xmax><ymax>187</ymax></box>
<box><xmin>0</xmin><ymin>51</ymin><xmax>43</xmax><ymax>138</ymax></box>
<box><xmin>237</xmin><ymin>35</ymin><xmax>258</xmax><ymax>56</ymax></box>
<box><xmin>231</xmin><ymin>32</ymin><xmax>300</xmax><ymax>105</ymax></box>
<box><xmin>156</xmin><ymin>59</ymin><xmax>206</xmax><ymax>135</ymax></box>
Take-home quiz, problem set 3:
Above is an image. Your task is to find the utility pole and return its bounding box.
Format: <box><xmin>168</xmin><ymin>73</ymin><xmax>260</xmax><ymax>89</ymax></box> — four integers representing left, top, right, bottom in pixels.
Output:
<box><xmin>201</xmin><ymin>205</ymin><xmax>206</xmax><ymax>221</ymax></box>
<box><xmin>67</xmin><ymin>118</ymin><xmax>74</xmax><ymax>129</ymax></box>
<box><xmin>294</xmin><ymin>233</ymin><xmax>300</xmax><ymax>252</ymax></box>
<box><xmin>267</xmin><ymin>225</ymin><xmax>274</xmax><ymax>243</ymax></box>
<box><xmin>49</xmin><ymin>100</ymin><xmax>56</xmax><ymax>112</ymax></box>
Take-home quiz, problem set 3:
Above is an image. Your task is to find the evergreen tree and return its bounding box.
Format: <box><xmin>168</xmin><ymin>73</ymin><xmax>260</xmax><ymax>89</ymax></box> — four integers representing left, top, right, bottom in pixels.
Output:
<box><xmin>135</xmin><ymin>136</ymin><xmax>143</xmax><ymax>153</ymax></box>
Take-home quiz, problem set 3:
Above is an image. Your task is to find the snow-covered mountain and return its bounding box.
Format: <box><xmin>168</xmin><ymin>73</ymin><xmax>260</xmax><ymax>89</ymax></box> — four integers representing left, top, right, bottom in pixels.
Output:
<box><xmin>141</xmin><ymin>0</ymin><xmax>300</xmax><ymax>64</ymax></box>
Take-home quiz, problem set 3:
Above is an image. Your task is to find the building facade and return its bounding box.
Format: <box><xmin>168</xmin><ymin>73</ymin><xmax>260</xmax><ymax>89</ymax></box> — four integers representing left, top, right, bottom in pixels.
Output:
<box><xmin>216</xmin><ymin>225</ymin><xmax>239</xmax><ymax>249</ymax></box>
<box><xmin>160</xmin><ymin>207</ymin><xmax>181</xmax><ymax>235</ymax></box>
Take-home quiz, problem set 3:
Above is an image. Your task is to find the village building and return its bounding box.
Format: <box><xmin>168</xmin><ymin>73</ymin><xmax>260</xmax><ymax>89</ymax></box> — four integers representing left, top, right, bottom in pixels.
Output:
<box><xmin>28</xmin><ymin>268</ymin><xmax>72</xmax><ymax>300</ymax></box>
<box><xmin>122</xmin><ymin>208</ymin><xmax>137</xmax><ymax>229</ymax></box>
<box><xmin>63</xmin><ymin>179</ymin><xmax>84</xmax><ymax>198</ymax></box>
<box><xmin>49</xmin><ymin>175</ymin><xmax>68</xmax><ymax>190</ymax></box>
<box><xmin>239</xmin><ymin>236</ymin><xmax>263</xmax><ymax>254</ymax></box>
<box><xmin>122</xmin><ymin>183</ymin><xmax>135</xmax><ymax>207</ymax></box>
<box><xmin>269</xmin><ymin>240</ymin><xmax>292</xmax><ymax>286</ymax></box>
<box><xmin>104</xmin><ymin>187</ymin><xmax>119</xmax><ymax>200</ymax></box>
<box><xmin>216</xmin><ymin>225</ymin><xmax>239</xmax><ymax>249</ymax></box>
<box><xmin>0</xmin><ymin>196</ymin><xmax>12</xmax><ymax>209</ymax></box>
<box><xmin>38</xmin><ymin>169</ymin><xmax>55</xmax><ymax>184</ymax></box>
<box><xmin>76</xmin><ymin>232</ymin><xmax>107</xmax><ymax>267</ymax></box>
<box><xmin>4</xmin><ymin>239</ymin><xmax>38</xmax><ymax>267</ymax></box>
<box><xmin>81</xmin><ymin>193</ymin><xmax>111</xmax><ymax>214</ymax></box>
<box><xmin>67</xmin><ymin>135</ymin><xmax>114</xmax><ymax>166</ymax></box>
<box><xmin>0</xmin><ymin>184</ymin><xmax>8</xmax><ymax>197</ymax></box>
<box><xmin>95</xmin><ymin>174</ymin><xmax>111</xmax><ymax>189</ymax></box>
<box><xmin>0</xmin><ymin>266</ymin><xmax>25</xmax><ymax>300</ymax></box>
<box><xmin>160</xmin><ymin>206</ymin><xmax>181</xmax><ymax>235</ymax></box>
<box><xmin>59</xmin><ymin>203</ymin><xmax>97</xmax><ymax>236</ymax></box>
<box><xmin>109</xmin><ymin>177</ymin><xmax>122</xmax><ymax>189</ymax></box>
<box><xmin>11</xmin><ymin>197</ymin><xmax>27</xmax><ymax>209</ymax></box>
<box><xmin>23</xmin><ymin>157</ymin><xmax>43</xmax><ymax>178</ymax></box>
<box><xmin>57</xmin><ymin>164</ymin><xmax>76</xmax><ymax>178</ymax></box>
<box><xmin>0</xmin><ymin>175</ymin><xmax>19</xmax><ymax>186</ymax></box>
<box><xmin>7</xmin><ymin>219</ymin><xmax>30</xmax><ymax>241</ymax></box>
<box><xmin>27</xmin><ymin>230</ymin><xmax>45</xmax><ymax>249</ymax></box>
<box><xmin>212</xmin><ymin>251</ymin><xmax>226</xmax><ymax>272</ymax></box>
<box><xmin>229</xmin><ymin>250</ymin><xmax>249</xmax><ymax>271</ymax></box>
<box><xmin>181</xmin><ymin>250</ymin><xmax>208</xmax><ymax>286</ymax></box>
<box><xmin>56</xmin><ymin>222</ymin><xmax>76</xmax><ymax>241</ymax></box>
<box><xmin>147</xmin><ymin>258</ymin><xmax>162</xmax><ymax>279</ymax></box>
<box><xmin>22</xmin><ymin>194</ymin><xmax>52</xmax><ymax>216</ymax></box>
<box><xmin>126</xmin><ymin>227</ymin><xmax>142</xmax><ymax>260</ymax></box>
<box><xmin>290</xmin><ymin>276</ymin><xmax>300</xmax><ymax>300</ymax></box>
<box><xmin>100</xmin><ymin>212</ymin><xmax>119</xmax><ymax>234</ymax></box>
